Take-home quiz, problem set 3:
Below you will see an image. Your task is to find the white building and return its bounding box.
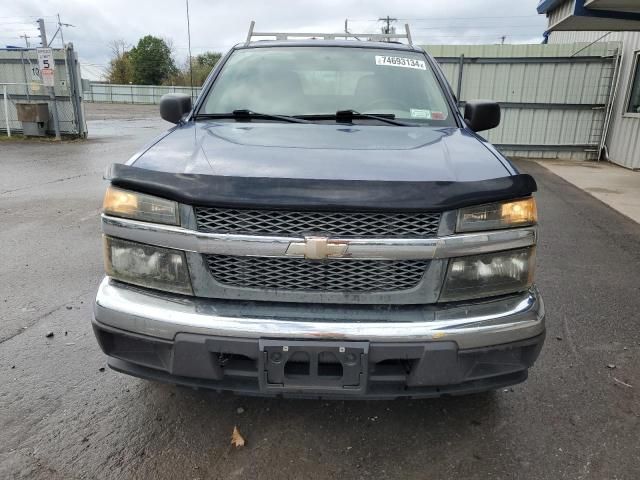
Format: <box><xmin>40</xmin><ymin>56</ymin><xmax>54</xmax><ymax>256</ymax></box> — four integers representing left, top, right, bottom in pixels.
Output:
<box><xmin>538</xmin><ymin>0</ymin><xmax>640</xmax><ymax>169</ymax></box>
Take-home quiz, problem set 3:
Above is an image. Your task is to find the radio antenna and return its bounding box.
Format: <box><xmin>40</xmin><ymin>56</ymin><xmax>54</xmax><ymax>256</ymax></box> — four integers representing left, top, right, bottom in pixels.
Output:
<box><xmin>185</xmin><ymin>0</ymin><xmax>194</xmax><ymax>101</ymax></box>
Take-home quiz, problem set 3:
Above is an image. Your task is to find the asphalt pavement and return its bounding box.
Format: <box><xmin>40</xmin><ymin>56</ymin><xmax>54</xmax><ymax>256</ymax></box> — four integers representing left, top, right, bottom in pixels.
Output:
<box><xmin>1</xmin><ymin>104</ymin><xmax>639</xmax><ymax>480</ymax></box>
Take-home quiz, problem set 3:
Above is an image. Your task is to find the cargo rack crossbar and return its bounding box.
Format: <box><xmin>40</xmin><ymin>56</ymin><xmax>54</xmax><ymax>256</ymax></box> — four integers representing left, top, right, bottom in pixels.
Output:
<box><xmin>244</xmin><ymin>21</ymin><xmax>413</xmax><ymax>46</ymax></box>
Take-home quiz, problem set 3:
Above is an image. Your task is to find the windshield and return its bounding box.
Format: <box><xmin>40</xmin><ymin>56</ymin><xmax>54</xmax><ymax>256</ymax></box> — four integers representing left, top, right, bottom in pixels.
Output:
<box><xmin>201</xmin><ymin>46</ymin><xmax>455</xmax><ymax>126</ymax></box>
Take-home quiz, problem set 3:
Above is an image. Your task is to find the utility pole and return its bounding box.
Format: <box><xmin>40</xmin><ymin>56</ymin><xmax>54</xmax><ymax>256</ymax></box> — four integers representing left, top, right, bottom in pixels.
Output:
<box><xmin>36</xmin><ymin>18</ymin><xmax>61</xmax><ymax>140</ymax></box>
<box><xmin>37</xmin><ymin>18</ymin><xmax>47</xmax><ymax>47</ymax></box>
<box><xmin>378</xmin><ymin>16</ymin><xmax>397</xmax><ymax>36</ymax></box>
<box><xmin>47</xmin><ymin>14</ymin><xmax>75</xmax><ymax>47</ymax></box>
<box><xmin>343</xmin><ymin>18</ymin><xmax>360</xmax><ymax>41</ymax></box>
<box><xmin>20</xmin><ymin>34</ymin><xmax>31</xmax><ymax>48</ymax></box>
<box><xmin>57</xmin><ymin>14</ymin><xmax>65</xmax><ymax>46</ymax></box>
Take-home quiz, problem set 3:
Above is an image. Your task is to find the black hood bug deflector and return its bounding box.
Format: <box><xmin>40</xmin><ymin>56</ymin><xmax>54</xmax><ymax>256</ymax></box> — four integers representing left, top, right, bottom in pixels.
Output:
<box><xmin>107</xmin><ymin>163</ymin><xmax>537</xmax><ymax>212</ymax></box>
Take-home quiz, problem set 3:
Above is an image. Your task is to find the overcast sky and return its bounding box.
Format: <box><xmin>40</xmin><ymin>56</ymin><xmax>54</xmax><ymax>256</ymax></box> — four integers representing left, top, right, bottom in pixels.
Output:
<box><xmin>2</xmin><ymin>0</ymin><xmax>547</xmax><ymax>80</ymax></box>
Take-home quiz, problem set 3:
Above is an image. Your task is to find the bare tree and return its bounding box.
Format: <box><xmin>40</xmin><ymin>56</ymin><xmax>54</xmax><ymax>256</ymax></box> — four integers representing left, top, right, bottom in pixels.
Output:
<box><xmin>106</xmin><ymin>40</ymin><xmax>133</xmax><ymax>84</ymax></box>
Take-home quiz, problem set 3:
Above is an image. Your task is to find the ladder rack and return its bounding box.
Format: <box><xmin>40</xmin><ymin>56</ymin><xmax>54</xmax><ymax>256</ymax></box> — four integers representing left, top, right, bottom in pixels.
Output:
<box><xmin>244</xmin><ymin>21</ymin><xmax>413</xmax><ymax>46</ymax></box>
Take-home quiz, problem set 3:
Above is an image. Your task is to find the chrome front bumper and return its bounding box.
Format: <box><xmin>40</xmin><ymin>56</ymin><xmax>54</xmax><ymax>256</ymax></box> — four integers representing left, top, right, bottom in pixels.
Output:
<box><xmin>93</xmin><ymin>277</ymin><xmax>545</xmax><ymax>350</ymax></box>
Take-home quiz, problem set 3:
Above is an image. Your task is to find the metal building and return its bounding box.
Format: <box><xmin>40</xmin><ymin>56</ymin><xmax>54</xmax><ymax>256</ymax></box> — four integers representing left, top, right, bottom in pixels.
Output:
<box><xmin>538</xmin><ymin>0</ymin><xmax>640</xmax><ymax>169</ymax></box>
<box><xmin>424</xmin><ymin>42</ymin><xmax>621</xmax><ymax>161</ymax></box>
<box><xmin>0</xmin><ymin>45</ymin><xmax>87</xmax><ymax>138</ymax></box>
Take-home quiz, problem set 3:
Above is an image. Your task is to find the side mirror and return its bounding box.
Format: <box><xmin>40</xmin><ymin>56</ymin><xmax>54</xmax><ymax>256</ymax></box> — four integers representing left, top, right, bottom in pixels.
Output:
<box><xmin>464</xmin><ymin>100</ymin><xmax>500</xmax><ymax>132</ymax></box>
<box><xmin>160</xmin><ymin>93</ymin><xmax>192</xmax><ymax>124</ymax></box>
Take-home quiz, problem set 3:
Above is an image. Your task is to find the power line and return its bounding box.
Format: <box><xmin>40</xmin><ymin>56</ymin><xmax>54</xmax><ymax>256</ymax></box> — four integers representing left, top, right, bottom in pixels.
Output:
<box><xmin>415</xmin><ymin>33</ymin><xmax>543</xmax><ymax>38</ymax></box>
<box><xmin>399</xmin><ymin>15</ymin><xmax>543</xmax><ymax>20</ymax></box>
<box><xmin>0</xmin><ymin>15</ymin><xmax>56</xmax><ymax>22</ymax></box>
<box><xmin>414</xmin><ymin>25</ymin><xmax>547</xmax><ymax>30</ymax></box>
<box><xmin>1</xmin><ymin>21</ymin><xmax>48</xmax><ymax>25</ymax></box>
<box><xmin>348</xmin><ymin>15</ymin><xmax>542</xmax><ymax>21</ymax></box>
<box><xmin>0</xmin><ymin>30</ymin><xmax>40</xmax><ymax>36</ymax></box>
<box><xmin>0</xmin><ymin>14</ymin><xmax>56</xmax><ymax>18</ymax></box>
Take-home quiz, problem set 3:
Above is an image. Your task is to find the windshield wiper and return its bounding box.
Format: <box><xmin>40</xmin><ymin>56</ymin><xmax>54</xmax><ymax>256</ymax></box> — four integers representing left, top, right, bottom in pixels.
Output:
<box><xmin>195</xmin><ymin>109</ymin><xmax>312</xmax><ymax>124</ymax></box>
<box><xmin>296</xmin><ymin>110</ymin><xmax>415</xmax><ymax>126</ymax></box>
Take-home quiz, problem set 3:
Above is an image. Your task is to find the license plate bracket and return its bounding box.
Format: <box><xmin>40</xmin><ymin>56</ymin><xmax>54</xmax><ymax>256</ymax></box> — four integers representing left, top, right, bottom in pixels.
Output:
<box><xmin>258</xmin><ymin>340</ymin><xmax>369</xmax><ymax>394</ymax></box>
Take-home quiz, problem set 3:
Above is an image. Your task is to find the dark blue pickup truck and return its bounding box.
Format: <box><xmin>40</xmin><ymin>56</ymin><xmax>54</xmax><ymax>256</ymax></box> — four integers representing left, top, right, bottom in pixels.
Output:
<box><xmin>93</xmin><ymin>27</ymin><xmax>545</xmax><ymax>399</ymax></box>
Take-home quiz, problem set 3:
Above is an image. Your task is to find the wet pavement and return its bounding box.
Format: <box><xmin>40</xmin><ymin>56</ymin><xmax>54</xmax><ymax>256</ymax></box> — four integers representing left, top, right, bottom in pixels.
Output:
<box><xmin>1</xmin><ymin>104</ymin><xmax>639</xmax><ymax>479</ymax></box>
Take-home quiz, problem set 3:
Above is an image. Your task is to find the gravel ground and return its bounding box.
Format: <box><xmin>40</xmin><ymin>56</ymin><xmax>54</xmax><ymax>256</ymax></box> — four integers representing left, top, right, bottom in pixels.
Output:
<box><xmin>0</xmin><ymin>103</ymin><xmax>638</xmax><ymax>479</ymax></box>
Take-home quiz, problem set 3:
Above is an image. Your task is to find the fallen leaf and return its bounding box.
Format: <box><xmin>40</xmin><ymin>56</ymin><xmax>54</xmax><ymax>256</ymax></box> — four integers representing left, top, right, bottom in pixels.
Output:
<box><xmin>231</xmin><ymin>426</ymin><xmax>245</xmax><ymax>448</ymax></box>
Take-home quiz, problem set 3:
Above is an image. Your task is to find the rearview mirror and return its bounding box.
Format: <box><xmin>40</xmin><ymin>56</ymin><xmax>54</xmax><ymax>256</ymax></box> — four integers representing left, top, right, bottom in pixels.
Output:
<box><xmin>160</xmin><ymin>93</ymin><xmax>192</xmax><ymax>124</ymax></box>
<box><xmin>464</xmin><ymin>100</ymin><xmax>501</xmax><ymax>132</ymax></box>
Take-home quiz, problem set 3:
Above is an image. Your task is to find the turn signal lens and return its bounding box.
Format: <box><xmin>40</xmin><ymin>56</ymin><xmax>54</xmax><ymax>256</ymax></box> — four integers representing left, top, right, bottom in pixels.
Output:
<box><xmin>103</xmin><ymin>186</ymin><xmax>179</xmax><ymax>225</ymax></box>
<box><xmin>457</xmin><ymin>198</ymin><xmax>537</xmax><ymax>232</ymax></box>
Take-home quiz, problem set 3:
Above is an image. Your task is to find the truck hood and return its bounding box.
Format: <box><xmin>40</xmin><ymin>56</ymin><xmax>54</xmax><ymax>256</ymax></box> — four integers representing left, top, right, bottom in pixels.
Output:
<box><xmin>131</xmin><ymin>121</ymin><xmax>510</xmax><ymax>182</ymax></box>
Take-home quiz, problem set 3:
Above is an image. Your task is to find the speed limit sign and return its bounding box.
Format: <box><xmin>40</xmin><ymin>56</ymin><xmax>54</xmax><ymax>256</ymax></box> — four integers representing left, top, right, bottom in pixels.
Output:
<box><xmin>37</xmin><ymin>48</ymin><xmax>55</xmax><ymax>87</ymax></box>
<box><xmin>37</xmin><ymin>48</ymin><xmax>54</xmax><ymax>72</ymax></box>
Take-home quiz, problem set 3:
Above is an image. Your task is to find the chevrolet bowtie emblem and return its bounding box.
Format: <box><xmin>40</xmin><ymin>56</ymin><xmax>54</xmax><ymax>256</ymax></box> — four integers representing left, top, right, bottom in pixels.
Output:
<box><xmin>286</xmin><ymin>237</ymin><xmax>349</xmax><ymax>260</ymax></box>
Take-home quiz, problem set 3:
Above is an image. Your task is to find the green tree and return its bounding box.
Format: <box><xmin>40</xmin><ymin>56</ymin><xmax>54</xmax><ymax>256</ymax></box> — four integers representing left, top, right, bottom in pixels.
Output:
<box><xmin>191</xmin><ymin>52</ymin><xmax>222</xmax><ymax>85</ymax></box>
<box><xmin>194</xmin><ymin>52</ymin><xmax>221</xmax><ymax>69</ymax></box>
<box><xmin>106</xmin><ymin>40</ymin><xmax>133</xmax><ymax>84</ymax></box>
<box><xmin>129</xmin><ymin>36</ymin><xmax>177</xmax><ymax>85</ymax></box>
<box><xmin>167</xmin><ymin>51</ymin><xmax>222</xmax><ymax>86</ymax></box>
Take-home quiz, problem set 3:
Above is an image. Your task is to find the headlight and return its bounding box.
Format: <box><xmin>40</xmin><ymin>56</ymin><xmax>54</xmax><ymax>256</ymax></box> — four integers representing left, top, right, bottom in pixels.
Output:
<box><xmin>103</xmin><ymin>236</ymin><xmax>193</xmax><ymax>295</ymax></box>
<box><xmin>440</xmin><ymin>247</ymin><xmax>535</xmax><ymax>302</ymax></box>
<box><xmin>457</xmin><ymin>198</ymin><xmax>537</xmax><ymax>232</ymax></box>
<box><xmin>103</xmin><ymin>186</ymin><xmax>179</xmax><ymax>225</ymax></box>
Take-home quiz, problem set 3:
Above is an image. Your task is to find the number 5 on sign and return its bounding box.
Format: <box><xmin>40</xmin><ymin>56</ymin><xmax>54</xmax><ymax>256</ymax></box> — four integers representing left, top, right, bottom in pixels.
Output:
<box><xmin>37</xmin><ymin>48</ymin><xmax>55</xmax><ymax>87</ymax></box>
<box><xmin>37</xmin><ymin>48</ymin><xmax>54</xmax><ymax>72</ymax></box>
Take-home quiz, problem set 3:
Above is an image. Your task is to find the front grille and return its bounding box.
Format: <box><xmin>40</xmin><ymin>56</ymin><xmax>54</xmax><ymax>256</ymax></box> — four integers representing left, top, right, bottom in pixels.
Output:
<box><xmin>195</xmin><ymin>207</ymin><xmax>441</xmax><ymax>238</ymax></box>
<box><xmin>204</xmin><ymin>255</ymin><xmax>428</xmax><ymax>292</ymax></box>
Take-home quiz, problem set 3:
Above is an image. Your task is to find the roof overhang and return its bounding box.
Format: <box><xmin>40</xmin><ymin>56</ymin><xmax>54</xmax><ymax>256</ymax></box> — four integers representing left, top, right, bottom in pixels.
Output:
<box><xmin>584</xmin><ymin>0</ymin><xmax>640</xmax><ymax>14</ymax></box>
<box><xmin>538</xmin><ymin>0</ymin><xmax>568</xmax><ymax>14</ymax></box>
<box><xmin>539</xmin><ymin>0</ymin><xmax>640</xmax><ymax>31</ymax></box>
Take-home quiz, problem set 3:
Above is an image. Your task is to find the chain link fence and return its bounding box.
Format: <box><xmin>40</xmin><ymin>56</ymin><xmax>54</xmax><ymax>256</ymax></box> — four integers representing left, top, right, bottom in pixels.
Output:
<box><xmin>0</xmin><ymin>44</ymin><xmax>86</xmax><ymax>137</ymax></box>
